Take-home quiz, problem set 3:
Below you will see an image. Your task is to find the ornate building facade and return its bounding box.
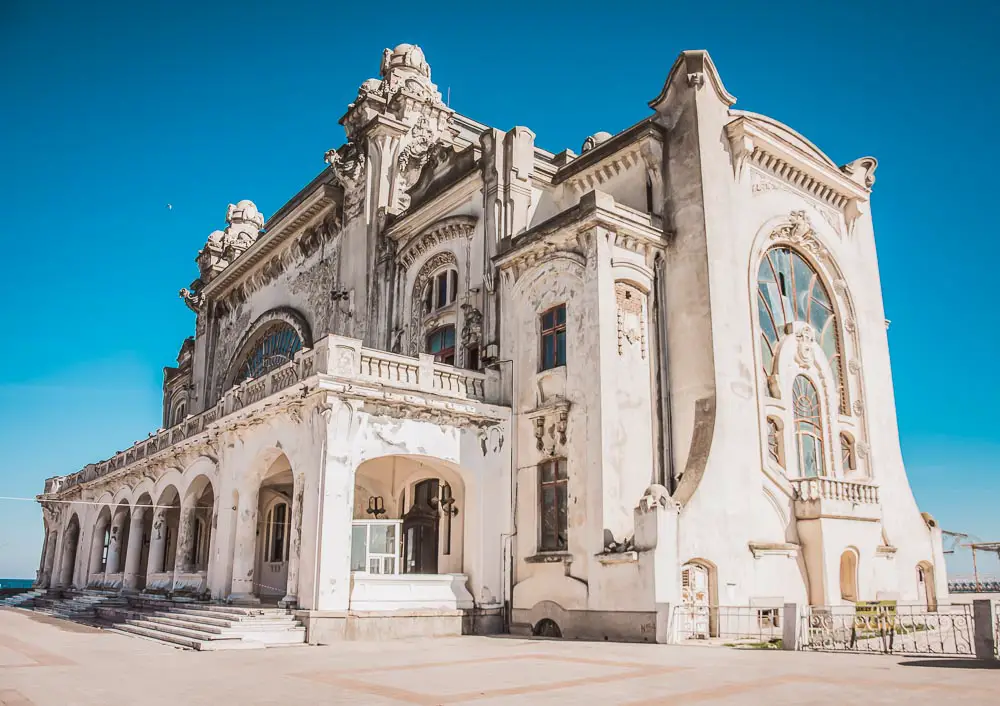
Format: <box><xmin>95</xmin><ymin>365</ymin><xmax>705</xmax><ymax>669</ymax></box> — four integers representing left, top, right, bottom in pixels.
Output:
<box><xmin>34</xmin><ymin>45</ymin><xmax>948</xmax><ymax>642</ymax></box>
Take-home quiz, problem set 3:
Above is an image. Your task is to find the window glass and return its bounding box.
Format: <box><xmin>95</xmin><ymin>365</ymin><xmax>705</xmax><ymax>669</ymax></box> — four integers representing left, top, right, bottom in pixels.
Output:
<box><xmin>793</xmin><ymin>376</ymin><xmax>825</xmax><ymax>477</ymax></box>
<box><xmin>539</xmin><ymin>458</ymin><xmax>568</xmax><ymax>551</ymax></box>
<box><xmin>427</xmin><ymin>325</ymin><xmax>456</xmax><ymax>365</ymax></box>
<box><xmin>350</xmin><ymin>525</ymin><xmax>367</xmax><ymax>572</ymax></box>
<box><xmin>236</xmin><ymin>323</ymin><xmax>302</xmax><ymax>384</ymax></box>
<box><xmin>540</xmin><ymin>304</ymin><xmax>567</xmax><ymax>371</ymax></box>
<box><xmin>757</xmin><ymin>247</ymin><xmax>847</xmax><ymax>413</ymax></box>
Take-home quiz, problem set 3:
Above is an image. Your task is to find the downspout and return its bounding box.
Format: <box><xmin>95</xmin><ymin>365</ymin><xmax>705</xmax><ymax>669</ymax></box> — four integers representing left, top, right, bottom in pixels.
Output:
<box><xmin>653</xmin><ymin>254</ymin><xmax>676</xmax><ymax>494</ymax></box>
<box><xmin>489</xmin><ymin>357</ymin><xmax>516</xmax><ymax>632</ymax></box>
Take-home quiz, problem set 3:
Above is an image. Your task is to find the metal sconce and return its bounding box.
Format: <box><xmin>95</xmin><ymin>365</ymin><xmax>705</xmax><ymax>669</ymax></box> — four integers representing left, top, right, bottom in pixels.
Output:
<box><xmin>366</xmin><ymin>496</ymin><xmax>385</xmax><ymax>519</ymax></box>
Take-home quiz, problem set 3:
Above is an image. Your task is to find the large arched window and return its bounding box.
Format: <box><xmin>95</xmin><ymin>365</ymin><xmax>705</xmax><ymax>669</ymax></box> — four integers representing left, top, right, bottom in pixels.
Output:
<box><xmin>235</xmin><ymin>322</ymin><xmax>302</xmax><ymax>383</ymax></box>
<box><xmin>793</xmin><ymin>376</ymin><xmax>825</xmax><ymax>477</ymax></box>
<box><xmin>757</xmin><ymin>247</ymin><xmax>845</xmax><ymax>412</ymax></box>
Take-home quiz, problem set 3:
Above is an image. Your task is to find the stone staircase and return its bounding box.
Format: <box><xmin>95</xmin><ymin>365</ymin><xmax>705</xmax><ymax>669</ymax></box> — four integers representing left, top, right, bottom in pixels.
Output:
<box><xmin>32</xmin><ymin>589</ymin><xmax>126</xmax><ymax>623</ymax></box>
<box><xmin>110</xmin><ymin>604</ymin><xmax>306</xmax><ymax>651</ymax></box>
<box><xmin>0</xmin><ymin>589</ymin><xmax>45</xmax><ymax>607</ymax></box>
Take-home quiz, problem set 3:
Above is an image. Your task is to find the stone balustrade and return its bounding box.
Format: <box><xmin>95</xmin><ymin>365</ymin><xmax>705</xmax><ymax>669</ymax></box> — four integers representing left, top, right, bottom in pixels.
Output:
<box><xmin>791</xmin><ymin>477</ymin><xmax>880</xmax><ymax>504</ymax></box>
<box><xmin>46</xmin><ymin>336</ymin><xmax>493</xmax><ymax>494</ymax></box>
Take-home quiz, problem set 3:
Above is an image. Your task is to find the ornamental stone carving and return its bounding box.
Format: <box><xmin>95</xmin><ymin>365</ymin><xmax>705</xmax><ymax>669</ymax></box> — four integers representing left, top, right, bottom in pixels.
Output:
<box><xmin>615</xmin><ymin>282</ymin><xmax>646</xmax><ymax>358</ymax></box>
<box><xmin>408</xmin><ymin>251</ymin><xmax>458</xmax><ymax>355</ymax></box>
<box><xmin>196</xmin><ymin>200</ymin><xmax>265</xmax><ymax>282</ymax></box>
<box><xmin>769</xmin><ymin>210</ymin><xmax>829</xmax><ymax>260</ymax></box>
<box><xmin>460</xmin><ymin>303</ymin><xmax>483</xmax><ymax>350</ymax></box>
<box><xmin>794</xmin><ymin>326</ymin><xmax>816</xmax><ymax>369</ymax></box>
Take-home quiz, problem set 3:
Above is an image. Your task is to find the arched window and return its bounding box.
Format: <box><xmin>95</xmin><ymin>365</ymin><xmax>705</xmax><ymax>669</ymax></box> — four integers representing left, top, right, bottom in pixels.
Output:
<box><xmin>422</xmin><ymin>268</ymin><xmax>458</xmax><ymax>313</ymax></box>
<box><xmin>235</xmin><ymin>323</ymin><xmax>302</xmax><ymax>384</ymax></box>
<box><xmin>757</xmin><ymin>247</ymin><xmax>846</xmax><ymax>412</ymax></box>
<box><xmin>264</xmin><ymin>502</ymin><xmax>290</xmax><ymax>563</ymax></box>
<box><xmin>839</xmin><ymin>549</ymin><xmax>858</xmax><ymax>602</ymax></box>
<box><xmin>793</xmin><ymin>376</ymin><xmax>825</xmax><ymax>477</ymax></box>
<box><xmin>840</xmin><ymin>432</ymin><xmax>856</xmax><ymax>472</ymax></box>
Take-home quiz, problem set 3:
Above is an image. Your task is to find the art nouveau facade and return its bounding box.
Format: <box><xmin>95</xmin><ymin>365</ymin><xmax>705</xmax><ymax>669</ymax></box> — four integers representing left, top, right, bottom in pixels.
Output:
<box><xmin>34</xmin><ymin>45</ymin><xmax>948</xmax><ymax>642</ymax></box>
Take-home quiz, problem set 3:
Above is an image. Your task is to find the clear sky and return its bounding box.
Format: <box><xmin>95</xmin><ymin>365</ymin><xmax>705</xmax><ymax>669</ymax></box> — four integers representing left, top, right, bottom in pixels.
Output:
<box><xmin>1</xmin><ymin>0</ymin><xmax>997</xmax><ymax>580</ymax></box>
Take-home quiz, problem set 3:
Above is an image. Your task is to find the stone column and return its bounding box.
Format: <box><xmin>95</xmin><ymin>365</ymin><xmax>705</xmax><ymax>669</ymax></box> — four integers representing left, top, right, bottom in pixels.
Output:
<box><xmin>145</xmin><ymin>507</ymin><xmax>168</xmax><ymax>582</ymax></box>
<box><xmin>314</xmin><ymin>444</ymin><xmax>357</xmax><ymax>612</ymax></box>
<box><xmin>122</xmin><ymin>508</ymin><xmax>146</xmax><ymax>591</ymax></box>
<box><xmin>35</xmin><ymin>529</ymin><xmax>49</xmax><ymax>587</ymax></box>
<box><xmin>41</xmin><ymin>530</ymin><xmax>58</xmax><ymax>588</ymax></box>
<box><xmin>281</xmin><ymin>472</ymin><xmax>305</xmax><ymax>607</ymax></box>
<box><xmin>105</xmin><ymin>512</ymin><xmax>128</xmax><ymax>574</ymax></box>
<box><xmin>173</xmin><ymin>504</ymin><xmax>197</xmax><ymax>580</ymax></box>
<box><xmin>229</xmin><ymin>487</ymin><xmax>260</xmax><ymax>603</ymax></box>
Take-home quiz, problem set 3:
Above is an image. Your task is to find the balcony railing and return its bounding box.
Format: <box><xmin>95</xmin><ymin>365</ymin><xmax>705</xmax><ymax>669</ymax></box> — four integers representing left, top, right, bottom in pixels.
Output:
<box><xmin>790</xmin><ymin>477</ymin><xmax>880</xmax><ymax>504</ymax></box>
<box><xmin>47</xmin><ymin>336</ymin><xmax>492</xmax><ymax>494</ymax></box>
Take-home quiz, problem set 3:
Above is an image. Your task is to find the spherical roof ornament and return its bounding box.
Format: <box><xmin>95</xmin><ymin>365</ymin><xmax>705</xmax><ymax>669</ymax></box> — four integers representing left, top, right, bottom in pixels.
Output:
<box><xmin>381</xmin><ymin>43</ymin><xmax>431</xmax><ymax>80</ymax></box>
<box><xmin>581</xmin><ymin>131</ymin><xmax>613</xmax><ymax>153</ymax></box>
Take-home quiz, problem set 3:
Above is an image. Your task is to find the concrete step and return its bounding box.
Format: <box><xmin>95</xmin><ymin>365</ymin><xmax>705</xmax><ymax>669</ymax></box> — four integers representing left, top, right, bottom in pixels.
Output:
<box><xmin>113</xmin><ymin>624</ymin><xmax>265</xmax><ymax>651</ymax></box>
<box><xmin>125</xmin><ymin>619</ymin><xmax>242</xmax><ymax>642</ymax></box>
<box><xmin>150</xmin><ymin>612</ymin><xmax>299</xmax><ymax>630</ymax></box>
<box><xmin>166</xmin><ymin>607</ymin><xmax>294</xmax><ymax>623</ymax></box>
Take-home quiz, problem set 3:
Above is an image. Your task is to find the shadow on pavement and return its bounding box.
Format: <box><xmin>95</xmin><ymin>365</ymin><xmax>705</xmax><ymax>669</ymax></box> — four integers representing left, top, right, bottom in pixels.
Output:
<box><xmin>897</xmin><ymin>658</ymin><xmax>1000</xmax><ymax>670</ymax></box>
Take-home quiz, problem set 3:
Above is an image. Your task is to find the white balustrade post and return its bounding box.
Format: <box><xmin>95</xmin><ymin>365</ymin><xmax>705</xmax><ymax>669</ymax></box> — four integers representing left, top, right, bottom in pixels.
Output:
<box><xmin>972</xmin><ymin>599</ymin><xmax>997</xmax><ymax>660</ymax></box>
<box><xmin>782</xmin><ymin>603</ymin><xmax>800</xmax><ymax>650</ymax></box>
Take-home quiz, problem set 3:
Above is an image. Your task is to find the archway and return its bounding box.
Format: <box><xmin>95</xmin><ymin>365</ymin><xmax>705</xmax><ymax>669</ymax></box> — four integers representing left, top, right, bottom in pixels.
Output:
<box><xmin>839</xmin><ymin>549</ymin><xmax>859</xmax><ymax>603</ymax></box>
<box><xmin>680</xmin><ymin>559</ymin><xmax>718</xmax><ymax>639</ymax></box>
<box><xmin>188</xmin><ymin>480</ymin><xmax>215</xmax><ymax>573</ymax></box>
<box><xmin>148</xmin><ymin>486</ymin><xmax>180</xmax><ymax>579</ymax></box>
<box><xmin>353</xmin><ymin>455</ymin><xmax>467</xmax><ymax>577</ymax></box>
<box><xmin>59</xmin><ymin>514</ymin><xmax>81</xmax><ymax>587</ymax></box>
<box><xmin>87</xmin><ymin>506</ymin><xmax>112</xmax><ymax>584</ymax></box>
<box><xmin>254</xmin><ymin>454</ymin><xmax>293</xmax><ymax>602</ymax></box>
<box><xmin>917</xmin><ymin>561</ymin><xmax>937</xmax><ymax>611</ymax></box>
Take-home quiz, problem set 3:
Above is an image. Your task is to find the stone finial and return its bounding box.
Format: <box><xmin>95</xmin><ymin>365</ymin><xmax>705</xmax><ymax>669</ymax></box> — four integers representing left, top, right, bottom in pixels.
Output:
<box><xmin>581</xmin><ymin>131</ymin><xmax>613</xmax><ymax>153</ymax></box>
<box><xmin>637</xmin><ymin>484</ymin><xmax>675</xmax><ymax>513</ymax></box>
<box><xmin>380</xmin><ymin>43</ymin><xmax>431</xmax><ymax>80</ymax></box>
<box><xmin>225</xmin><ymin>199</ymin><xmax>265</xmax><ymax>231</ymax></box>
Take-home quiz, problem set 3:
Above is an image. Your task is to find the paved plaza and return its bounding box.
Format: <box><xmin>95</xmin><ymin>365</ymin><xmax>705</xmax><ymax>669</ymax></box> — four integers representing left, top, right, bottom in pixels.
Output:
<box><xmin>0</xmin><ymin>607</ymin><xmax>996</xmax><ymax>705</ymax></box>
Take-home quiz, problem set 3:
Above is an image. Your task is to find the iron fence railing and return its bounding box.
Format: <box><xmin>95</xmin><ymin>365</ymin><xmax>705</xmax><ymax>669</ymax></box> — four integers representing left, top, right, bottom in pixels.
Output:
<box><xmin>801</xmin><ymin>604</ymin><xmax>974</xmax><ymax>656</ymax></box>
<box><xmin>673</xmin><ymin>605</ymin><xmax>783</xmax><ymax>647</ymax></box>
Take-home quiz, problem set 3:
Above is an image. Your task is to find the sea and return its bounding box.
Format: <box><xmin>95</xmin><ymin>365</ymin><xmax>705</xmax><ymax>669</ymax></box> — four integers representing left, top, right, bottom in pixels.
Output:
<box><xmin>0</xmin><ymin>578</ymin><xmax>33</xmax><ymax>589</ymax></box>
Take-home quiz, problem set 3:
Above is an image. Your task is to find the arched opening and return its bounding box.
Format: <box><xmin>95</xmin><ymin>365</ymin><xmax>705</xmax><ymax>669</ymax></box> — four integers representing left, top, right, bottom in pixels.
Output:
<box><xmin>254</xmin><ymin>454</ymin><xmax>293</xmax><ymax>602</ymax></box>
<box><xmin>88</xmin><ymin>506</ymin><xmax>112</xmax><ymax>583</ymax></box>
<box><xmin>917</xmin><ymin>561</ymin><xmax>937</xmax><ymax>611</ymax></box>
<box><xmin>151</xmin><ymin>486</ymin><xmax>181</xmax><ymax>575</ymax></box>
<box><xmin>59</xmin><ymin>514</ymin><xmax>81</xmax><ymax>587</ymax></box>
<box><xmin>680</xmin><ymin>560</ymin><xmax>719</xmax><ymax>639</ymax></box>
<box><xmin>533</xmin><ymin>618</ymin><xmax>562</xmax><ymax>638</ymax></box>
<box><xmin>184</xmin><ymin>477</ymin><xmax>216</xmax><ymax>574</ymax></box>
<box><xmin>353</xmin><ymin>455</ymin><xmax>466</xmax><ymax>577</ymax></box>
<box><xmin>348</xmin><ymin>454</ymin><xmax>473</xmax><ymax>612</ymax></box>
<box><xmin>839</xmin><ymin>549</ymin><xmax>859</xmax><ymax>603</ymax></box>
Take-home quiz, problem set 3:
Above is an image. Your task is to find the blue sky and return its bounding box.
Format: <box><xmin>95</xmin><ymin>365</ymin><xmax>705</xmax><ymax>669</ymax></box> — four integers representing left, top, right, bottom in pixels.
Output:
<box><xmin>0</xmin><ymin>0</ymin><xmax>997</xmax><ymax>580</ymax></box>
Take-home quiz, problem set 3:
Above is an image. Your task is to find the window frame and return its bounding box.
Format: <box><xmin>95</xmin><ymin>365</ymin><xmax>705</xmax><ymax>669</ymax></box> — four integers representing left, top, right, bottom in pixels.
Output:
<box><xmin>539</xmin><ymin>304</ymin><xmax>567</xmax><ymax>371</ymax></box>
<box><xmin>792</xmin><ymin>375</ymin><xmax>825</xmax><ymax>478</ymax></box>
<box><xmin>538</xmin><ymin>457</ymin><xmax>568</xmax><ymax>552</ymax></box>
<box><xmin>264</xmin><ymin>501</ymin><xmax>290</xmax><ymax>563</ymax></box>
<box><xmin>426</xmin><ymin>324</ymin><xmax>457</xmax><ymax>365</ymax></box>
<box><xmin>423</xmin><ymin>268</ymin><xmax>459</xmax><ymax>314</ymax></box>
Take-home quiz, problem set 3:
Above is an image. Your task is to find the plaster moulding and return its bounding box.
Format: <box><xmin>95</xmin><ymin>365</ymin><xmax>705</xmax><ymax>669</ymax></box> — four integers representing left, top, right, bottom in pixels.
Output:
<box><xmin>727</xmin><ymin>117</ymin><xmax>872</xmax><ymax>236</ymax></box>
<box><xmin>748</xmin><ymin>541</ymin><xmax>800</xmax><ymax>559</ymax></box>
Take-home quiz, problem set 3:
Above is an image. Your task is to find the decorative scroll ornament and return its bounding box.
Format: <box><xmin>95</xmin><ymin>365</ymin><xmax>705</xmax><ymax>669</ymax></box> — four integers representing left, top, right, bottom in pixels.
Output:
<box><xmin>794</xmin><ymin>326</ymin><xmax>816</xmax><ymax>370</ymax></box>
<box><xmin>769</xmin><ymin>210</ymin><xmax>829</xmax><ymax>260</ymax></box>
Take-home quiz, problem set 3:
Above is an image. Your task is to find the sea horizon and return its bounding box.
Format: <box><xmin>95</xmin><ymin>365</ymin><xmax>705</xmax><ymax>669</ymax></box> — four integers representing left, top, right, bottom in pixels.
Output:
<box><xmin>0</xmin><ymin>578</ymin><xmax>34</xmax><ymax>589</ymax></box>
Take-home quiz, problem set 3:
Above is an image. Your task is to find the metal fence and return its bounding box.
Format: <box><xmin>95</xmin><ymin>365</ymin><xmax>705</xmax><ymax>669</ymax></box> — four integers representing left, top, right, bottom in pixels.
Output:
<box><xmin>673</xmin><ymin>605</ymin><xmax>783</xmax><ymax>647</ymax></box>
<box><xmin>801</xmin><ymin>604</ymin><xmax>974</xmax><ymax>656</ymax></box>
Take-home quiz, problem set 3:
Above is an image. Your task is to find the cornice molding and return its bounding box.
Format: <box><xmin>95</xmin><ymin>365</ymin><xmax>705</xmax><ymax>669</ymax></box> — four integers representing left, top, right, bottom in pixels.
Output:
<box><xmin>397</xmin><ymin>215</ymin><xmax>478</xmax><ymax>271</ymax></box>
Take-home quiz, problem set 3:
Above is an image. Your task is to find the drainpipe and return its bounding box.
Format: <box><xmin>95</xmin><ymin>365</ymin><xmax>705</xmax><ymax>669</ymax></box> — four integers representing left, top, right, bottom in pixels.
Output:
<box><xmin>487</xmin><ymin>358</ymin><xmax>516</xmax><ymax>632</ymax></box>
<box><xmin>653</xmin><ymin>255</ymin><xmax>676</xmax><ymax>494</ymax></box>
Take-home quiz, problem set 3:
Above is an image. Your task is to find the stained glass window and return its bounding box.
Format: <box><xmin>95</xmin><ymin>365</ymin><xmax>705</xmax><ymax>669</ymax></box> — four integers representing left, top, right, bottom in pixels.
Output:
<box><xmin>539</xmin><ymin>458</ymin><xmax>568</xmax><ymax>551</ymax></box>
<box><xmin>793</xmin><ymin>376</ymin><xmax>825</xmax><ymax>477</ymax></box>
<box><xmin>236</xmin><ymin>323</ymin><xmax>302</xmax><ymax>383</ymax></box>
<box><xmin>540</xmin><ymin>304</ymin><xmax>567</xmax><ymax>370</ymax></box>
<box><xmin>757</xmin><ymin>247</ymin><xmax>846</xmax><ymax>413</ymax></box>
